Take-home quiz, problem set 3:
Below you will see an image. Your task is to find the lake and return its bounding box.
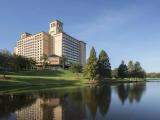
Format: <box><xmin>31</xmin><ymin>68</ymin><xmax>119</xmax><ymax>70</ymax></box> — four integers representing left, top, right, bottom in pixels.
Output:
<box><xmin>0</xmin><ymin>82</ymin><xmax>160</xmax><ymax>120</ymax></box>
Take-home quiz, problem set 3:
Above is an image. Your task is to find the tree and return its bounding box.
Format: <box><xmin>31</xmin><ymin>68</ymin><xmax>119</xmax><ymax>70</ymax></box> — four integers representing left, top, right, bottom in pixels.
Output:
<box><xmin>60</xmin><ymin>55</ymin><xmax>67</xmax><ymax>69</ymax></box>
<box><xmin>28</xmin><ymin>58</ymin><xmax>36</xmax><ymax>68</ymax></box>
<box><xmin>97</xmin><ymin>50</ymin><xmax>111</xmax><ymax>79</ymax></box>
<box><xmin>84</xmin><ymin>47</ymin><xmax>98</xmax><ymax>81</ymax></box>
<box><xmin>40</xmin><ymin>54</ymin><xmax>48</xmax><ymax>69</ymax></box>
<box><xmin>70</xmin><ymin>63</ymin><xmax>82</xmax><ymax>73</ymax></box>
<box><xmin>128</xmin><ymin>61</ymin><xmax>134</xmax><ymax>78</ymax></box>
<box><xmin>10</xmin><ymin>54</ymin><xmax>36</xmax><ymax>71</ymax></box>
<box><xmin>133</xmin><ymin>61</ymin><xmax>146</xmax><ymax>79</ymax></box>
<box><xmin>11</xmin><ymin>54</ymin><xmax>20</xmax><ymax>71</ymax></box>
<box><xmin>0</xmin><ymin>50</ymin><xmax>12</xmax><ymax>79</ymax></box>
<box><xmin>118</xmin><ymin>60</ymin><xmax>128</xmax><ymax>79</ymax></box>
<box><xmin>70</xmin><ymin>63</ymin><xmax>82</xmax><ymax>78</ymax></box>
<box><xmin>0</xmin><ymin>49</ymin><xmax>37</xmax><ymax>79</ymax></box>
<box><xmin>147</xmin><ymin>72</ymin><xmax>160</xmax><ymax>78</ymax></box>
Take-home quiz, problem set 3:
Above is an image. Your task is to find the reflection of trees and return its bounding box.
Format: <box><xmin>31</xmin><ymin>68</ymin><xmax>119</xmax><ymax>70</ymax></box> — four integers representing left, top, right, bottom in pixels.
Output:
<box><xmin>117</xmin><ymin>84</ymin><xmax>129</xmax><ymax>104</ymax></box>
<box><xmin>0</xmin><ymin>86</ymin><xmax>112</xmax><ymax>120</ymax></box>
<box><xmin>128</xmin><ymin>83</ymin><xmax>146</xmax><ymax>103</ymax></box>
<box><xmin>97</xmin><ymin>86</ymin><xmax>111</xmax><ymax>116</ymax></box>
<box><xmin>62</xmin><ymin>89</ymin><xmax>85</xmax><ymax>120</ymax></box>
<box><xmin>84</xmin><ymin>86</ymin><xmax>111</xmax><ymax>119</ymax></box>
<box><xmin>84</xmin><ymin>87</ymin><xmax>98</xmax><ymax>119</ymax></box>
<box><xmin>0</xmin><ymin>93</ymin><xmax>37</xmax><ymax>119</ymax></box>
<box><xmin>116</xmin><ymin>82</ymin><xmax>146</xmax><ymax>104</ymax></box>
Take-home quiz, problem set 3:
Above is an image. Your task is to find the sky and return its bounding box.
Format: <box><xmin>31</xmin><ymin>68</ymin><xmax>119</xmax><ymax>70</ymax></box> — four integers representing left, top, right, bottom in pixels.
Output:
<box><xmin>0</xmin><ymin>0</ymin><xmax>160</xmax><ymax>72</ymax></box>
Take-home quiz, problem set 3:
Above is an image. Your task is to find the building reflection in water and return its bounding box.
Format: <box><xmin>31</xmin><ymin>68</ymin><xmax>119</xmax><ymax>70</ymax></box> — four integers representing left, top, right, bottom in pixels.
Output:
<box><xmin>0</xmin><ymin>83</ymin><xmax>146</xmax><ymax>120</ymax></box>
<box><xmin>15</xmin><ymin>98</ymin><xmax>62</xmax><ymax>120</ymax></box>
<box><xmin>12</xmin><ymin>86</ymin><xmax>111</xmax><ymax>120</ymax></box>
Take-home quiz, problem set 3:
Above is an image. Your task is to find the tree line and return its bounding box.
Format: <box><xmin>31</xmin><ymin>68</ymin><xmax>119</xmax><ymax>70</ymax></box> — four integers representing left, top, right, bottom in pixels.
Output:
<box><xmin>0</xmin><ymin>50</ymin><xmax>36</xmax><ymax>78</ymax></box>
<box><xmin>147</xmin><ymin>72</ymin><xmax>160</xmax><ymax>78</ymax></box>
<box><xmin>112</xmin><ymin>60</ymin><xmax>146</xmax><ymax>79</ymax></box>
<box><xmin>83</xmin><ymin>47</ymin><xmax>146</xmax><ymax>81</ymax></box>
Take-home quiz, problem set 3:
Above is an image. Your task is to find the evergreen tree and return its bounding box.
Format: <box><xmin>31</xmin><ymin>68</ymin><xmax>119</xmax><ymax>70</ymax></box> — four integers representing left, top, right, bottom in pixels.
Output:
<box><xmin>128</xmin><ymin>61</ymin><xmax>134</xmax><ymax>78</ymax></box>
<box><xmin>84</xmin><ymin>47</ymin><xmax>98</xmax><ymax>81</ymax></box>
<box><xmin>118</xmin><ymin>60</ymin><xmax>128</xmax><ymax>79</ymax></box>
<box><xmin>97</xmin><ymin>50</ymin><xmax>111</xmax><ymax>79</ymax></box>
<box><xmin>133</xmin><ymin>61</ymin><xmax>146</xmax><ymax>78</ymax></box>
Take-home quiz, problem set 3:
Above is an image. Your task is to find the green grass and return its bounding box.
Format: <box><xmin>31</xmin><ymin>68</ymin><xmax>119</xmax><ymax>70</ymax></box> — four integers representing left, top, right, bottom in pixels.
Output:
<box><xmin>0</xmin><ymin>69</ymin><xmax>87</xmax><ymax>88</ymax></box>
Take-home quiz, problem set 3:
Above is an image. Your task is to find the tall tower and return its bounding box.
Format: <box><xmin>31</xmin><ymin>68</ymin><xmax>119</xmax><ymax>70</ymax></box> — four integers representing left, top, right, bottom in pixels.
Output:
<box><xmin>49</xmin><ymin>20</ymin><xmax>63</xmax><ymax>36</ymax></box>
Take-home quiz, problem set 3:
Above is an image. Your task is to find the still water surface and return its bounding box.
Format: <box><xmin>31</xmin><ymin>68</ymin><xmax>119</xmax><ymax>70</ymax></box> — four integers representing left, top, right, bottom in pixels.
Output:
<box><xmin>0</xmin><ymin>82</ymin><xmax>160</xmax><ymax>120</ymax></box>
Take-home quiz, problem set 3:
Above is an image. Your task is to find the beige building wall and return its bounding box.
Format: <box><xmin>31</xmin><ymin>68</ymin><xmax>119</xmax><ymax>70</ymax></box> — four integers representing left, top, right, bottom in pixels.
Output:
<box><xmin>15</xmin><ymin>20</ymin><xmax>86</xmax><ymax>66</ymax></box>
<box><xmin>14</xmin><ymin>47</ymin><xmax>18</xmax><ymax>54</ymax></box>
<box><xmin>42</xmin><ymin>33</ymin><xmax>51</xmax><ymax>56</ymax></box>
<box><xmin>15</xmin><ymin>32</ymin><xmax>51</xmax><ymax>63</ymax></box>
<box><xmin>53</xmin><ymin>33</ymin><xmax>63</xmax><ymax>56</ymax></box>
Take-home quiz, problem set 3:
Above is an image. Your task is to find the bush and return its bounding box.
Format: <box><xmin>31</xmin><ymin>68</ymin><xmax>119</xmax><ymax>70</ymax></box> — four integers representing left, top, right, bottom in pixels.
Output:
<box><xmin>69</xmin><ymin>63</ymin><xmax>82</xmax><ymax>73</ymax></box>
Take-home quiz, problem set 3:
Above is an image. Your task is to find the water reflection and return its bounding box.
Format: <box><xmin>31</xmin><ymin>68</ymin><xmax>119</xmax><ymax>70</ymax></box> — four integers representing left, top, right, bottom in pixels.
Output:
<box><xmin>116</xmin><ymin>82</ymin><xmax>146</xmax><ymax>104</ymax></box>
<box><xmin>84</xmin><ymin>86</ymin><xmax>111</xmax><ymax>119</ymax></box>
<box><xmin>0</xmin><ymin>93</ymin><xmax>37</xmax><ymax>119</ymax></box>
<box><xmin>0</xmin><ymin>83</ymin><xmax>147</xmax><ymax>120</ymax></box>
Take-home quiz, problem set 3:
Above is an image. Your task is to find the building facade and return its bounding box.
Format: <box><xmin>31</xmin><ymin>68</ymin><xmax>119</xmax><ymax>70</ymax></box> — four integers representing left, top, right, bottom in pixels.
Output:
<box><xmin>14</xmin><ymin>20</ymin><xmax>86</xmax><ymax>66</ymax></box>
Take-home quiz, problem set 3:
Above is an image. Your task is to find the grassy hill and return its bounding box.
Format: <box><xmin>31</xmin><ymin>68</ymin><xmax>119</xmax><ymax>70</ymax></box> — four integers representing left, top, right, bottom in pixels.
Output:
<box><xmin>0</xmin><ymin>69</ymin><xmax>86</xmax><ymax>87</ymax></box>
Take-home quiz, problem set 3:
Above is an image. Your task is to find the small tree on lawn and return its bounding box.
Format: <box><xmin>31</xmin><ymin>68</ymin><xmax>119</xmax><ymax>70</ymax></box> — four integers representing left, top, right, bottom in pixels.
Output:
<box><xmin>84</xmin><ymin>47</ymin><xmax>98</xmax><ymax>81</ymax></box>
<box><xmin>133</xmin><ymin>61</ymin><xmax>146</xmax><ymax>79</ymax></box>
<box><xmin>70</xmin><ymin>63</ymin><xmax>82</xmax><ymax>78</ymax></box>
<box><xmin>128</xmin><ymin>60</ymin><xmax>134</xmax><ymax>79</ymax></box>
<box><xmin>97</xmin><ymin>50</ymin><xmax>111</xmax><ymax>80</ymax></box>
<box><xmin>118</xmin><ymin>60</ymin><xmax>128</xmax><ymax>79</ymax></box>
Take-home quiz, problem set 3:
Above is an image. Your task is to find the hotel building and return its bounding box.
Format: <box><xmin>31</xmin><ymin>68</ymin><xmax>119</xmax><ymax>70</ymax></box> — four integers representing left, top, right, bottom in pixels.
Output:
<box><xmin>14</xmin><ymin>20</ymin><xmax>86</xmax><ymax>66</ymax></box>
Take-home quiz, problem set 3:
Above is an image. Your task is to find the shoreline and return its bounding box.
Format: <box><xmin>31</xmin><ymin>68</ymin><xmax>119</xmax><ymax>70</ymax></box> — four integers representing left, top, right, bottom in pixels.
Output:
<box><xmin>0</xmin><ymin>78</ymin><xmax>154</xmax><ymax>89</ymax></box>
<box><xmin>0</xmin><ymin>69</ymin><xmax>160</xmax><ymax>94</ymax></box>
<box><xmin>0</xmin><ymin>79</ymin><xmax>159</xmax><ymax>95</ymax></box>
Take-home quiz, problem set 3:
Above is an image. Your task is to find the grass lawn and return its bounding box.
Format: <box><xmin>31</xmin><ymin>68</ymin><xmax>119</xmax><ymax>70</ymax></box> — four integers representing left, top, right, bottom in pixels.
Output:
<box><xmin>0</xmin><ymin>69</ymin><xmax>150</xmax><ymax>87</ymax></box>
<box><xmin>0</xmin><ymin>69</ymin><xmax>87</xmax><ymax>88</ymax></box>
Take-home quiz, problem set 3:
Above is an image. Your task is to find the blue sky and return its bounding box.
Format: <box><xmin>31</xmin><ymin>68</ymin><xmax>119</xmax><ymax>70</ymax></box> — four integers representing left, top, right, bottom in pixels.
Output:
<box><xmin>0</xmin><ymin>0</ymin><xmax>160</xmax><ymax>72</ymax></box>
